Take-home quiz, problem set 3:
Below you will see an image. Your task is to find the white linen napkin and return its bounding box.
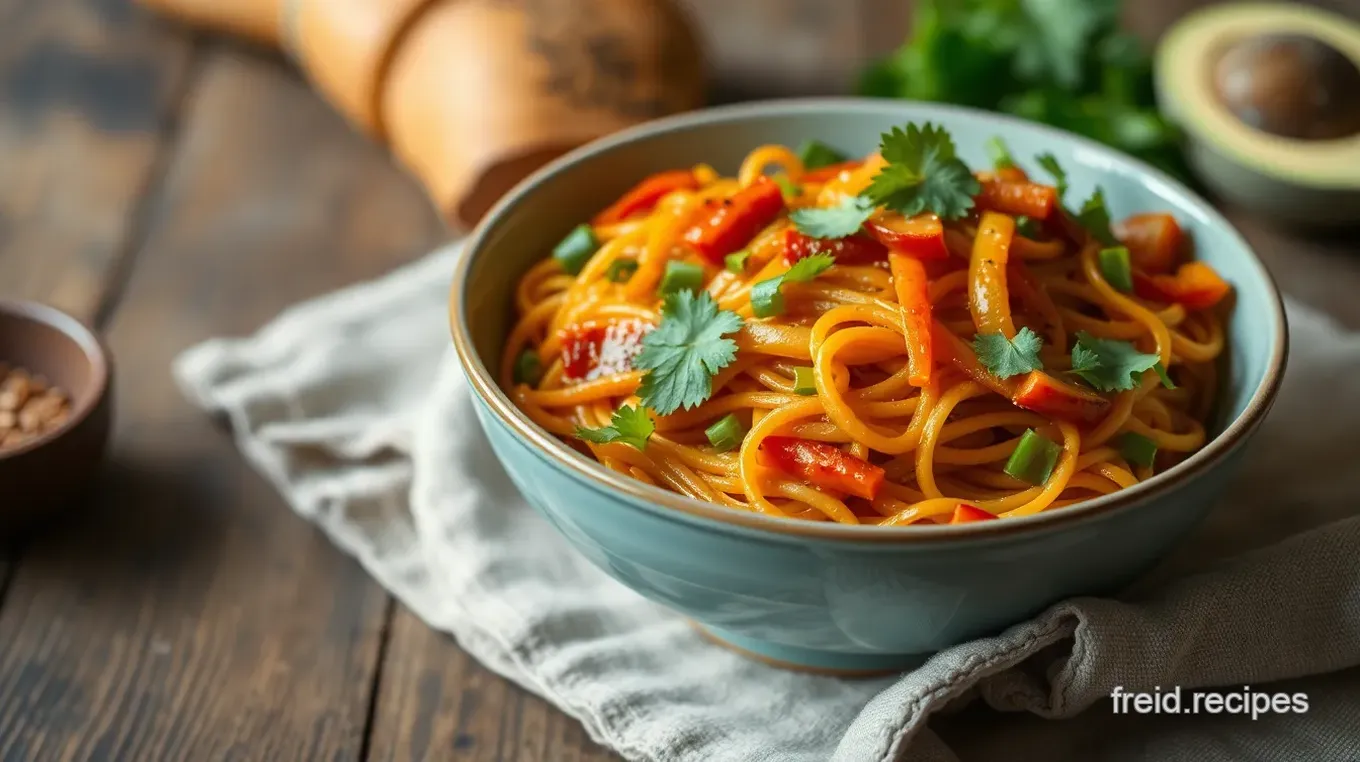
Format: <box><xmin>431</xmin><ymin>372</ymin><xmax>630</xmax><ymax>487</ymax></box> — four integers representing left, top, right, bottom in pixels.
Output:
<box><xmin>174</xmin><ymin>242</ymin><xmax>1360</xmax><ymax>762</ymax></box>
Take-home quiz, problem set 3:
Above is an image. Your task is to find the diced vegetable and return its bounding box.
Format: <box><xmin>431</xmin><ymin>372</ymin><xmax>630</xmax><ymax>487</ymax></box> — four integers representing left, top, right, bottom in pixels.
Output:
<box><xmin>659</xmin><ymin>260</ymin><xmax>704</xmax><ymax>295</ymax></box>
<box><xmin>1004</xmin><ymin>429</ymin><xmax>1062</xmax><ymax>485</ymax></box>
<box><xmin>864</xmin><ymin>212</ymin><xmax>947</xmax><ymax>259</ymax></box>
<box><xmin>949</xmin><ymin>503</ymin><xmax>998</xmax><ymax>524</ymax></box>
<box><xmin>513</xmin><ymin>349</ymin><xmax>542</xmax><ymax>386</ymax></box>
<box><xmin>1133</xmin><ymin>262</ymin><xmax>1231</xmax><ymax>310</ymax></box>
<box><xmin>977</xmin><ymin>181</ymin><xmax>1058</xmax><ymax>219</ymax></box>
<box><xmin>1098</xmin><ymin>246</ymin><xmax>1134</xmax><ymax>292</ymax></box>
<box><xmin>1115</xmin><ymin>213</ymin><xmax>1182</xmax><ymax>273</ymax></box>
<box><xmin>1013</xmin><ymin>371</ymin><xmax>1109</xmax><ymax>422</ymax></box>
<box><xmin>705</xmin><ymin>413</ymin><xmax>746</xmax><ymax>452</ymax></box>
<box><xmin>592</xmin><ymin>170</ymin><xmax>699</xmax><ymax>225</ymax></box>
<box><xmin>725</xmin><ymin>250</ymin><xmax>751</xmax><ymax>273</ymax></box>
<box><xmin>606</xmin><ymin>259</ymin><xmax>639</xmax><ymax>283</ymax></box>
<box><xmin>756</xmin><ymin>435</ymin><xmax>886</xmax><ymax>500</ymax></box>
<box><xmin>559</xmin><ymin>319</ymin><xmax>651</xmax><ymax>381</ymax></box>
<box><xmin>552</xmin><ymin>224</ymin><xmax>598</xmax><ymax>275</ymax></box>
<box><xmin>784</xmin><ymin>229</ymin><xmax>888</xmax><ymax>265</ymax></box>
<box><xmin>1118</xmin><ymin>431</ymin><xmax>1158</xmax><ymax>469</ymax></box>
<box><xmin>792</xmin><ymin>366</ymin><xmax>817</xmax><ymax>395</ymax></box>
<box><xmin>682</xmin><ymin>177</ymin><xmax>786</xmax><ymax>263</ymax></box>
<box><xmin>888</xmin><ymin>252</ymin><xmax>933</xmax><ymax>386</ymax></box>
<box><xmin>969</xmin><ymin>211</ymin><xmax>1017</xmax><ymax>338</ymax></box>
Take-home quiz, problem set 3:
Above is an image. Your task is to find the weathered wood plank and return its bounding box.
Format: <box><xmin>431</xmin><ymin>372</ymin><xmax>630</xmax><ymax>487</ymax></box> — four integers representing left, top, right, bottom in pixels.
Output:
<box><xmin>367</xmin><ymin>607</ymin><xmax>619</xmax><ymax>762</ymax></box>
<box><xmin>0</xmin><ymin>0</ymin><xmax>194</xmax><ymax>320</ymax></box>
<box><xmin>0</xmin><ymin>41</ymin><xmax>444</xmax><ymax>761</ymax></box>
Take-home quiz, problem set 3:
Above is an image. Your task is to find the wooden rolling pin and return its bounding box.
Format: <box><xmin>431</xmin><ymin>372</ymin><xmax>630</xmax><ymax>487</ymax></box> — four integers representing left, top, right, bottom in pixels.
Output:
<box><xmin>138</xmin><ymin>0</ymin><xmax>707</xmax><ymax>227</ymax></box>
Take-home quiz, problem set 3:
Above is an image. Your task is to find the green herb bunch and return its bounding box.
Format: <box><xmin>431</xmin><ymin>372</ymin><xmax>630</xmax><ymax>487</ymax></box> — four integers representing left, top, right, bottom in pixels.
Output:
<box><xmin>858</xmin><ymin>0</ymin><xmax>1189</xmax><ymax>182</ymax></box>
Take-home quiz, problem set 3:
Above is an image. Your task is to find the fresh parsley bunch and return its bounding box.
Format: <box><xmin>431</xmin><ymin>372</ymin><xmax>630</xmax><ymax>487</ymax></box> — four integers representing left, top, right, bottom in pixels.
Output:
<box><xmin>859</xmin><ymin>0</ymin><xmax>1189</xmax><ymax>182</ymax></box>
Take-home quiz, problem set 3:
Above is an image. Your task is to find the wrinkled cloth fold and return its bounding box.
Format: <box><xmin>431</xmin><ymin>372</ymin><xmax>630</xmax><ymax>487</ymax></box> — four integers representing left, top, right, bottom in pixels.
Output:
<box><xmin>175</xmin><ymin>242</ymin><xmax>1360</xmax><ymax>761</ymax></box>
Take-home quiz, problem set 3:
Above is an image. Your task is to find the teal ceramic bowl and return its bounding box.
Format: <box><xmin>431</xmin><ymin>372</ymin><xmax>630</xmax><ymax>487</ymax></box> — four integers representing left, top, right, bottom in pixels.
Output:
<box><xmin>450</xmin><ymin>99</ymin><xmax>1288</xmax><ymax>673</ymax></box>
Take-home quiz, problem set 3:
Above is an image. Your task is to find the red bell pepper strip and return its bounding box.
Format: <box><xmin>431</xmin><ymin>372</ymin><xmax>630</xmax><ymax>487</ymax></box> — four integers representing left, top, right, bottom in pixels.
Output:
<box><xmin>682</xmin><ymin>176</ymin><xmax>786</xmax><ymax>263</ymax></box>
<box><xmin>592</xmin><ymin>170</ymin><xmax>699</xmax><ymax>226</ymax></box>
<box><xmin>1012</xmin><ymin>371</ymin><xmax>1109</xmax><ymax>422</ymax></box>
<box><xmin>969</xmin><ymin>211</ymin><xmax>1017</xmax><ymax>338</ymax></box>
<box><xmin>800</xmin><ymin>159</ymin><xmax>864</xmax><ymax>183</ymax></box>
<box><xmin>784</xmin><ymin>229</ymin><xmax>888</xmax><ymax>265</ymax></box>
<box><xmin>977</xmin><ymin>181</ymin><xmax>1058</xmax><ymax>219</ymax></box>
<box><xmin>1115</xmin><ymin>213</ymin><xmax>1183</xmax><ymax>273</ymax></box>
<box><xmin>864</xmin><ymin>212</ymin><xmax>948</xmax><ymax>259</ymax></box>
<box><xmin>888</xmin><ymin>252</ymin><xmax>933</xmax><ymax>387</ymax></box>
<box><xmin>756</xmin><ymin>436</ymin><xmax>886</xmax><ymax>501</ymax></box>
<box><xmin>559</xmin><ymin>319</ymin><xmax>652</xmax><ymax>381</ymax></box>
<box><xmin>1133</xmin><ymin>262</ymin><xmax>1231</xmax><ymax>311</ymax></box>
<box><xmin>949</xmin><ymin>503</ymin><xmax>997</xmax><ymax>524</ymax></box>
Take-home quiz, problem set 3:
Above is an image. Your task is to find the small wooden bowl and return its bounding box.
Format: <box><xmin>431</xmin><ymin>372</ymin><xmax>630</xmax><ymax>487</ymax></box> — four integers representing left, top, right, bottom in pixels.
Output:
<box><xmin>0</xmin><ymin>301</ymin><xmax>113</xmax><ymax>535</ymax></box>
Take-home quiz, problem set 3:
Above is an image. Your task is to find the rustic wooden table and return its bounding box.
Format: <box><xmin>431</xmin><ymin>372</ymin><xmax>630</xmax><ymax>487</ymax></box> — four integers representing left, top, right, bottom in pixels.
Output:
<box><xmin>0</xmin><ymin>0</ymin><xmax>1354</xmax><ymax>759</ymax></box>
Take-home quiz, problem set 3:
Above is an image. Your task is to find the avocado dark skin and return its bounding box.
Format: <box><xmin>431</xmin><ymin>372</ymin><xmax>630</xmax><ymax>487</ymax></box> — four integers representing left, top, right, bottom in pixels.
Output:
<box><xmin>1213</xmin><ymin>33</ymin><xmax>1360</xmax><ymax>141</ymax></box>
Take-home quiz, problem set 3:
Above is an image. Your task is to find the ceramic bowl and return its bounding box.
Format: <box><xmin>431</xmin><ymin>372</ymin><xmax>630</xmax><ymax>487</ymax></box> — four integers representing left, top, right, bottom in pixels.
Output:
<box><xmin>449</xmin><ymin>98</ymin><xmax>1288</xmax><ymax>672</ymax></box>
<box><xmin>0</xmin><ymin>300</ymin><xmax>113</xmax><ymax>535</ymax></box>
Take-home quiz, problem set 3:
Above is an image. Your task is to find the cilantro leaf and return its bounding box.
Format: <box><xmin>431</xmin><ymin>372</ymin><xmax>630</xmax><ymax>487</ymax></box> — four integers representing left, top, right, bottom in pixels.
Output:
<box><xmin>750</xmin><ymin>254</ymin><xmax>835</xmax><ymax>318</ymax></box>
<box><xmin>973</xmin><ymin>327</ymin><xmax>1044</xmax><ymax>379</ymax></box>
<box><xmin>1075</xmin><ymin>188</ymin><xmax>1118</xmax><ymax>246</ymax></box>
<box><xmin>1035</xmin><ymin>152</ymin><xmax>1069</xmax><ymax>202</ymax></box>
<box><xmin>789</xmin><ymin>196</ymin><xmax>876</xmax><ymax>239</ymax></box>
<box><xmin>863</xmin><ymin>123</ymin><xmax>980</xmax><ymax>221</ymax></box>
<box><xmin>575</xmin><ymin>404</ymin><xmax>654</xmax><ymax>451</ymax></box>
<box><xmin>634</xmin><ymin>290</ymin><xmax>744</xmax><ymax>415</ymax></box>
<box><xmin>1069</xmin><ymin>332</ymin><xmax>1159</xmax><ymax>392</ymax></box>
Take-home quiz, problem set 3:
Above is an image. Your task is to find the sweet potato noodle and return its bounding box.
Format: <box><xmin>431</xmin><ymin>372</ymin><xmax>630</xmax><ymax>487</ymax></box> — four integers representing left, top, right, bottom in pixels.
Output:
<box><xmin>500</xmin><ymin>133</ymin><xmax>1229</xmax><ymax>526</ymax></box>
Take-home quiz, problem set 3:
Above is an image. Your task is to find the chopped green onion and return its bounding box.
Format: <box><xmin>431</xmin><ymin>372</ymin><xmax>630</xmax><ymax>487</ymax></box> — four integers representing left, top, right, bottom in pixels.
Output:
<box><xmin>1118</xmin><ymin>432</ymin><xmax>1158</xmax><ymax>469</ymax></box>
<box><xmin>659</xmin><ymin>260</ymin><xmax>704</xmax><ymax>295</ymax></box>
<box><xmin>1154</xmin><ymin>362</ymin><xmax>1176</xmax><ymax>389</ymax></box>
<box><xmin>1098</xmin><ymin>246</ymin><xmax>1134</xmax><ymax>292</ymax></box>
<box><xmin>1014</xmin><ymin>215</ymin><xmax>1041</xmax><ymax>238</ymax></box>
<box><xmin>1004</xmin><ymin>429</ymin><xmax>1062</xmax><ymax>486</ymax></box>
<box><xmin>774</xmin><ymin>175</ymin><xmax>801</xmax><ymax>199</ymax></box>
<box><xmin>986</xmin><ymin>136</ymin><xmax>1015</xmax><ymax>170</ymax></box>
<box><xmin>513</xmin><ymin>349</ymin><xmax>542</xmax><ymax>386</ymax></box>
<box><xmin>605</xmin><ymin>258</ymin><xmax>638</xmax><ymax>283</ymax></box>
<box><xmin>725</xmin><ymin>250</ymin><xmax>751</xmax><ymax>274</ymax></box>
<box><xmin>552</xmin><ymin>224</ymin><xmax>598</xmax><ymax>275</ymax></box>
<box><xmin>797</xmin><ymin>139</ymin><xmax>848</xmax><ymax>170</ymax></box>
<box><xmin>750</xmin><ymin>277</ymin><xmax>785</xmax><ymax>318</ymax></box>
<box><xmin>704</xmin><ymin>413</ymin><xmax>746</xmax><ymax>451</ymax></box>
<box><xmin>792</xmin><ymin>366</ymin><xmax>817</xmax><ymax>395</ymax></box>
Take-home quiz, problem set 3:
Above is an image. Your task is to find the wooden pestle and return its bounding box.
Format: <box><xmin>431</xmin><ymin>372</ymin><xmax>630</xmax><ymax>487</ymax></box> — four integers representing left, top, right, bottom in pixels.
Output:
<box><xmin>137</xmin><ymin>0</ymin><xmax>707</xmax><ymax>228</ymax></box>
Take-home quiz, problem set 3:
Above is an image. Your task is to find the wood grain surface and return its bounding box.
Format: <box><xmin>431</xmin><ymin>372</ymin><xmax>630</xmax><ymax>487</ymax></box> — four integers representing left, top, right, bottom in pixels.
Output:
<box><xmin>0</xmin><ymin>0</ymin><xmax>1355</xmax><ymax>760</ymax></box>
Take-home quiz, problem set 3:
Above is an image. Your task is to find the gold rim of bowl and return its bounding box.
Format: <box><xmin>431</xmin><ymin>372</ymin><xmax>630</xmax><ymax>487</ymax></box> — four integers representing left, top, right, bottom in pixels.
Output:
<box><xmin>449</xmin><ymin>98</ymin><xmax>1289</xmax><ymax>544</ymax></box>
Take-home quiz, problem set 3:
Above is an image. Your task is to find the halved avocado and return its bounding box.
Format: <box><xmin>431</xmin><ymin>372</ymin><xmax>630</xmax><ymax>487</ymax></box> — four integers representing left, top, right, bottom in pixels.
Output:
<box><xmin>1156</xmin><ymin>3</ymin><xmax>1360</xmax><ymax>227</ymax></box>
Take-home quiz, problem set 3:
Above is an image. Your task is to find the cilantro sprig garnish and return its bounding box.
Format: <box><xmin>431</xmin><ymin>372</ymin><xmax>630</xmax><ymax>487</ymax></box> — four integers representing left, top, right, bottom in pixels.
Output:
<box><xmin>974</xmin><ymin>327</ymin><xmax>1044</xmax><ymax>379</ymax></box>
<box><xmin>575</xmin><ymin>405</ymin><xmax>655</xmax><ymax>451</ymax></box>
<box><xmin>864</xmin><ymin>123</ymin><xmax>981</xmax><ymax>220</ymax></box>
<box><xmin>750</xmin><ymin>253</ymin><xmax>835</xmax><ymax>318</ymax></box>
<box><xmin>634</xmin><ymin>290</ymin><xmax>744</xmax><ymax>416</ymax></box>
<box><xmin>1075</xmin><ymin>188</ymin><xmax>1118</xmax><ymax>246</ymax></box>
<box><xmin>1068</xmin><ymin>332</ymin><xmax>1159</xmax><ymax>392</ymax></box>
<box><xmin>789</xmin><ymin>196</ymin><xmax>875</xmax><ymax>239</ymax></box>
<box><xmin>789</xmin><ymin>122</ymin><xmax>980</xmax><ymax>239</ymax></box>
<box><xmin>1035</xmin><ymin>153</ymin><xmax>1068</xmax><ymax>201</ymax></box>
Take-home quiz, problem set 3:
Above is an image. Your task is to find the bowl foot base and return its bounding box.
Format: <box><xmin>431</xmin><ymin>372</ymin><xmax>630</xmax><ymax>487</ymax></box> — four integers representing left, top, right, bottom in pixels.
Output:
<box><xmin>695</xmin><ymin>624</ymin><xmax>929</xmax><ymax>677</ymax></box>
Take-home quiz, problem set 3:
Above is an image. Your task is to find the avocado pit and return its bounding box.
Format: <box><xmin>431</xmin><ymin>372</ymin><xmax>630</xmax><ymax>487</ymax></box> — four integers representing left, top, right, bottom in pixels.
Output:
<box><xmin>1213</xmin><ymin>33</ymin><xmax>1360</xmax><ymax>141</ymax></box>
